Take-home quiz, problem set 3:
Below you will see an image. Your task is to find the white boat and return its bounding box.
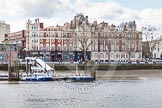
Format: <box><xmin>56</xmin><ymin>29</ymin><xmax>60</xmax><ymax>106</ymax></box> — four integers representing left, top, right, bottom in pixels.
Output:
<box><xmin>0</xmin><ymin>73</ymin><xmax>8</xmax><ymax>80</ymax></box>
<box><xmin>21</xmin><ymin>57</ymin><xmax>54</xmax><ymax>81</ymax></box>
<box><xmin>21</xmin><ymin>72</ymin><xmax>53</xmax><ymax>81</ymax></box>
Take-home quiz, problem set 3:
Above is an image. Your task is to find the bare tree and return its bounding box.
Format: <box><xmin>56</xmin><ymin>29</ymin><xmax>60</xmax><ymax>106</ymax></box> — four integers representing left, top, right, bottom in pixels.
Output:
<box><xmin>74</xmin><ymin>26</ymin><xmax>93</xmax><ymax>74</ymax></box>
<box><xmin>126</xmin><ymin>35</ymin><xmax>132</xmax><ymax>62</ymax></box>
<box><xmin>142</xmin><ymin>25</ymin><xmax>160</xmax><ymax>58</ymax></box>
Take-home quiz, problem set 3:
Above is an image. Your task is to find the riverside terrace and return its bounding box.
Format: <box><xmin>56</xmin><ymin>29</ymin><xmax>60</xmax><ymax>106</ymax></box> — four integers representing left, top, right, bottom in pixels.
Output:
<box><xmin>1</xmin><ymin>62</ymin><xmax>162</xmax><ymax>71</ymax></box>
<box><xmin>17</xmin><ymin>59</ymin><xmax>162</xmax><ymax>65</ymax></box>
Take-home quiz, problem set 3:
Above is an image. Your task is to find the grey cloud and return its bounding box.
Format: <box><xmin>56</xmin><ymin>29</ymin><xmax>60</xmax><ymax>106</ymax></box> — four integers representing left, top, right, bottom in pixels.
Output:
<box><xmin>102</xmin><ymin>14</ymin><xmax>117</xmax><ymax>20</ymax></box>
<box><xmin>18</xmin><ymin>0</ymin><xmax>73</xmax><ymax>18</ymax></box>
<box><xmin>131</xmin><ymin>15</ymin><xmax>141</xmax><ymax>20</ymax></box>
<box><xmin>101</xmin><ymin>9</ymin><xmax>124</xmax><ymax>20</ymax></box>
<box><xmin>114</xmin><ymin>9</ymin><xmax>124</xmax><ymax>14</ymax></box>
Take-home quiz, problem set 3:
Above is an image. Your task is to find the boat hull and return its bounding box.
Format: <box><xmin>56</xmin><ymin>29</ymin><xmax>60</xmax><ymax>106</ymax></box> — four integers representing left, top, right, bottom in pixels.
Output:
<box><xmin>0</xmin><ymin>74</ymin><xmax>8</xmax><ymax>80</ymax></box>
<box><xmin>21</xmin><ymin>78</ymin><xmax>53</xmax><ymax>81</ymax></box>
<box><xmin>65</xmin><ymin>76</ymin><xmax>94</xmax><ymax>82</ymax></box>
<box><xmin>21</xmin><ymin>77</ymin><xmax>53</xmax><ymax>81</ymax></box>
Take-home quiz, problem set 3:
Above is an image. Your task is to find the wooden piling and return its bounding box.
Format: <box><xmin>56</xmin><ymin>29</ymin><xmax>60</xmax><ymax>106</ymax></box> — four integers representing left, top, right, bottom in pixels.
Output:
<box><xmin>8</xmin><ymin>45</ymin><xmax>12</xmax><ymax>81</ymax></box>
<box><xmin>14</xmin><ymin>61</ymin><xmax>19</xmax><ymax>81</ymax></box>
<box><xmin>8</xmin><ymin>62</ymin><xmax>11</xmax><ymax>81</ymax></box>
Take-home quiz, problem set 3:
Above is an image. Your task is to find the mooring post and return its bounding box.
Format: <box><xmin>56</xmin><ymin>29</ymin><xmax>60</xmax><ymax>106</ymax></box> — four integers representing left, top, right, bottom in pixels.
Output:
<box><xmin>8</xmin><ymin>45</ymin><xmax>12</xmax><ymax>81</ymax></box>
<box><xmin>8</xmin><ymin>62</ymin><xmax>11</xmax><ymax>81</ymax></box>
<box><xmin>14</xmin><ymin>61</ymin><xmax>19</xmax><ymax>81</ymax></box>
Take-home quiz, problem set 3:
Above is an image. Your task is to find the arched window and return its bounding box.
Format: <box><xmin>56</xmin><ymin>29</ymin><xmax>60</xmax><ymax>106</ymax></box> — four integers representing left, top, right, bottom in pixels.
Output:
<box><xmin>116</xmin><ymin>53</ymin><xmax>119</xmax><ymax>58</ymax></box>
<box><xmin>95</xmin><ymin>53</ymin><xmax>98</xmax><ymax>58</ymax></box>
<box><xmin>69</xmin><ymin>44</ymin><xmax>73</xmax><ymax>51</ymax></box>
<box><xmin>105</xmin><ymin>53</ymin><xmax>108</xmax><ymax>58</ymax></box>
<box><xmin>100</xmin><ymin>53</ymin><xmax>104</xmax><ymax>58</ymax></box>
<box><xmin>46</xmin><ymin>44</ymin><xmax>49</xmax><ymax>51</ymax></box>
<box><xmin>40</xmin><ymin>44</ymin><xmax>43</xmax><ymax>51</ymax></box>
<box><xmin>111</xmin><ymin>53</ymin><xmax>114</xmax><ymax>58</ymax></box>
<box><xmin>63</xmin><ymin>44</ymin><xmax>67</xmax><ymax>51</ymax></box>
<box><xmin>51</xmin><ymin>44</ymin><xmax>55</xmax><ymax>51</ymax></box>
<box><xmin>57</xmin><ymin>44</ymin><xmax>61</xmax><ymax>51</ymax></box>
<box><xmin>121</xmin><ymin>53</ymin><xmax>125</xmax><ymax>58</ymax></box>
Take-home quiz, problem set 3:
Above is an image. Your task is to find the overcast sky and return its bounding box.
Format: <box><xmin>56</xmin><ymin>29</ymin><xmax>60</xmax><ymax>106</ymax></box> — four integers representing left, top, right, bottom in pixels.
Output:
<box><xmin>0</xmin><ymin>0</ymin><xmax>162</xmax><ymax>32</ymax></box>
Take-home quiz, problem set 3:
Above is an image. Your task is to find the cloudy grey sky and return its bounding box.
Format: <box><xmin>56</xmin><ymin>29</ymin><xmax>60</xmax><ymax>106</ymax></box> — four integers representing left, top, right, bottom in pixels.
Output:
<box><xmin>0</xmin><ymin>0</ymin><xmax>162</xmax><ymax>32</ymax></box>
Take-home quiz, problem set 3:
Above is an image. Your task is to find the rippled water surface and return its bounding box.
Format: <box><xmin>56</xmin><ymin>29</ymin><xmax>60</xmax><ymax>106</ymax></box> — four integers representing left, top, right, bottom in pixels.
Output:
<box><xmin>0</xmin><ymin>78</ymin><xmax>162</xmax><ymax>108</ymax></box>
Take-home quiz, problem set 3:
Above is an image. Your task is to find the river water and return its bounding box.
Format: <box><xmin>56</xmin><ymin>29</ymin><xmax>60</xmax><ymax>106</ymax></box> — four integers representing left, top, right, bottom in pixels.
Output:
<box><xmin>0</xmin><ymin>78</ymin><xmax>162</xmax><ymax>108</ymax></box>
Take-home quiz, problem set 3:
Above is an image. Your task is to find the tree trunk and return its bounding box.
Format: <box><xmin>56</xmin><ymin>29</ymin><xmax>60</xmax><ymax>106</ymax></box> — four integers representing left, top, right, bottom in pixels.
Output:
<box><xmin>108</xmin><ymin>51</ymin><xmax>110</xmax><ymax>63</ymax></box>
<box><xmin>83</xmin><ymin>49</ymin><xmax>87</xmax><ymax>74</ymax></box>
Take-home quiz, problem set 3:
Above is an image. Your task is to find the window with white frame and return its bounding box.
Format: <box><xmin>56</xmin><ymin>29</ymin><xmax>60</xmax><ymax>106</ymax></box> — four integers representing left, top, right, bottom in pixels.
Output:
<box><xmin>116</xmin><ymin>53</ymin><xmax>119</xmax><ymax>58</ymax></box>
<box><xmin>63</xmin><ymin>32</ymin><xmax>66</xmax><ymax>38</ymax></box>
<box><xmin>105</xmin><ymin>53</ymin><xmax>108</xmax><ymax>58</ymax></box>
<box><xmin>40</xmin><ymin>32</ymin><xmax>43</xmax><ymax>37</ymax></box>
<box><xmin>46</xmin><ymin>44</ymin><xmax>49</xmax><ymax>51</ymax></box>
<box><xmin>100</xmin><ymin>45</ymin><xmax>103</xmax><ymax>52</ymax></box>
<box><xmin>52</xmin><ymin>32</ymin><xmax>55</xmax><ymax>37</ymax></box>
<box><xmin>100</xmin><ymin>53</ymin><xmax>104</xmax><ymax>58</ymax></box>
<box><xmin>111</xmin><ymin>53</ymin><xmax>114</xmax><ymax>58</ymax></box>
<box><xmin>63</xmin><ymin>44</ymin><xmax>67</xmax><ymax>51</ymax></box>
<box><xmin>95</xmin><ymin>53</ymin><xmax>98</xmax><ymax>58</ymax></box>
<box><xmin>33</xmin><ymin>32</ymin><xmax>36</xmax><ymax>37</ymax></box>
<box><xmin>69</xmin><ymin>44</ymin><xmax>73</xmax><ymax>51</ymax></box>
<box><xmin>58</xmin><ymin>32</ymin><xmax>61</xmax><ymax>38</ymax></box>
<box><xmin>46</xmin><ymin>33</ymin><xmax>49</xmax><ymax>37</ymax></box>
<box><xmin>51</xmin><ymin>44</ymin><xmax>55</xmax><ymax>51</ymax></box>
<box><xmin>57</xmin><ymin>44</ymin><xmax>61</xmax><ymax>51</ymax></box>
<box><xmin>121</xmin><ymin>53</ymin><xmax>125</xmax><ymax>58</ymax></box>
<box><xmin>34</xmin><ymin>39</ymin><xmax>38</xmax><ymax>43</ymax></box>
<box><xmin>40</xmin><ymin>44</ymin><xmax>43</xmax><ymax>51</ymax></box>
